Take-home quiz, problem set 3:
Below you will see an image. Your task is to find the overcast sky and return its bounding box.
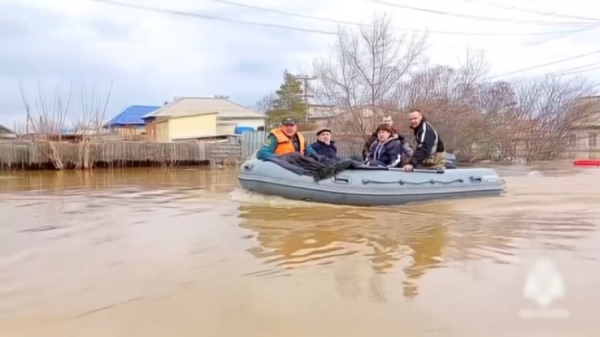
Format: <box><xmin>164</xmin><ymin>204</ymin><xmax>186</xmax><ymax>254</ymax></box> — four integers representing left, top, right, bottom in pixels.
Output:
<box><xmin>1</xmin><ymin>0</ymin><xmax>599</xmax><ymax>129</ymax></box>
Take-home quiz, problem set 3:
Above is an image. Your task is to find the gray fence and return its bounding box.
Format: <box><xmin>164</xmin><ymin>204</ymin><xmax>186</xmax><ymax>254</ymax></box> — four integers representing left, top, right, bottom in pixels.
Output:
<box><xmin>241</xmin><ymin>130</ymin><xmax>364</xmax><ymax>159</ymax></box>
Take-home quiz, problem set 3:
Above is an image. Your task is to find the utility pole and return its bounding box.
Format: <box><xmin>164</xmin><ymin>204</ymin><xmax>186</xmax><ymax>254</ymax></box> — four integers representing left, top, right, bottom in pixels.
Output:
<box><xmin>293</xmin><ymin>74</ymin><xmax>316</xmax><ymax>122</ymax></box>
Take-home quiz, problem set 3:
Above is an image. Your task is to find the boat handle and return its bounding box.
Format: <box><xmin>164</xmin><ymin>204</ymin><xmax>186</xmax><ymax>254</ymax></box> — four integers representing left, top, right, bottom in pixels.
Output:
<box><xmin>470</xmin><ymin>176</ymin><xmax>482</xmax><ymax>183</ymax></box>
<box><xmin>243</xmin><ymin>164</ymin><xmax>254</xmax><ymax>171</ymax></box>
<box><xmin>333</xmin><ymin>176</ymin><xmax>351</xmax><ymax>184</ymax></box>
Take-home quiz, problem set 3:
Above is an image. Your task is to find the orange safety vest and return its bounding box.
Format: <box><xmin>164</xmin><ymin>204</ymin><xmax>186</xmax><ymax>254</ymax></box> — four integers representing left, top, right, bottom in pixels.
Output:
<box><xmin>270</xmin><ymin>128</ymin><xmax>306</xmax><ymax>155</ymax></box>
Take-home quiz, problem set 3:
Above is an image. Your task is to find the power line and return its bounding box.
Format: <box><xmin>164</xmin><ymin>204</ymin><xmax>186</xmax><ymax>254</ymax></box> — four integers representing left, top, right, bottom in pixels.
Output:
<box><xmin>209</xmin><ymin>0</ymin><xmax>585</xmax><ymax>37</ymax></box>
<box><xmin>462</xmin><ymin>0</ymin><xmax>600</xmax><ymax>22</ymax></box>
<box><xmin>89</xmin><ymin>0</ymin><xmax>600</xmax><ymax>85</ymax></box>
<box><xmin>457</xmin><ymin>0</ymin><xmax>600</xmax><ymax>48</ymax></box>
<box><xmin>365</xmin><ymin>0</ymin><xmax>599</xmax><ymax>27</ymax></box>
<box><xmin>489</xmin><ymin>49</ymin><xmax>600</xmax><ymax>79</ymax></box>
<box><xmin>521</xmin><ymin>24</ymin><xmax>600</xmax><ymax>47</ymax></box>
<box><xmin>513</xmin><ymin>63</ymin><xmax>600</xmax><ymax>82</ymax></box>
<box><xmin>89</xmin><ymin>0</ymin><xmax>338</xmax><ymax>35</ymax></box>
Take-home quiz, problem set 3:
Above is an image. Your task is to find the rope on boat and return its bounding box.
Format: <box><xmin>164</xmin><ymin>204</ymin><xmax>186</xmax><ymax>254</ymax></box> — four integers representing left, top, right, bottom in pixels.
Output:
<box><xmin>362</xmin><ymin>179</ymin><xmax>465</xmax><ymax>185</ymax></box>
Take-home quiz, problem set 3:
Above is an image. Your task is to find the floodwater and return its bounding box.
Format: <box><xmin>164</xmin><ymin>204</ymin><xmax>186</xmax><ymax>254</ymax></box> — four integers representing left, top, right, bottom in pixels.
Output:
<box><xmin>0</xmin><ymin>164</ymin><xmax>598</xmax><ymax>337</ymax></box>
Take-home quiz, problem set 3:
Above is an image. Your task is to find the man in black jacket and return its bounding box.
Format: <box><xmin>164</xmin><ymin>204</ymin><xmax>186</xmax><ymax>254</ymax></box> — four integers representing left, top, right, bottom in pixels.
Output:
<box><xmin>403</xmin><ymin>109</ymin><xmax>445</xmax><ymax>172</ymax></box>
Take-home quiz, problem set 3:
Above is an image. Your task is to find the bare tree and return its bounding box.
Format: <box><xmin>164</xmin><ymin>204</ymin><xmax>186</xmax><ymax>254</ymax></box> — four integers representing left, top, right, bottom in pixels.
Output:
<box><xmin>310</xmin><ymin>14</ymin><xmax>428</xmax><ymax>136</ymax></box>
<box><xmin>393</xmin><ymin>51</ymin><xmax>492</xmax><ymax>161</ymax></box>
<box><xmin>304</xmin><ymin>24</ymin><xmax>597</xmax><ymax>163</ymax></box>
<box><xmin>71</xmin><ymin>82</ymin><xmax>113</xmax><ymax>168</ymax></box>
<box><xmin>254</xmin><ymin>92</ymin><xmax>276</xmax><ymax>114</ymax></box>
<box><xmin>71</xmin><ymin>82</ymin><xmax>113</xmax><ymax>133</ymax></box>
<box><xmin>510</xmin><ymin>76</ymin><xmax>597</xmax><ymax>161</ymax></box>
<box><xmin>19</xmin><ymin>81</ymin><xmax>113</xmax><ymax>169</ymax></box>
<box><xmin>19</xmin><ymin>81</ymin><xmax>73</xmax><ymax>169</ymax></box>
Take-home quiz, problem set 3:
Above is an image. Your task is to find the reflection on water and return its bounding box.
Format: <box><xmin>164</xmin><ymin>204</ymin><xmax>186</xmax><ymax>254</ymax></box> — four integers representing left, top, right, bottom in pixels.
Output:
<box><xmin>238</xmin><ymin>205</ymin><xmax>448</xmax><ymax>299</ymax></box>
<box><xmin>0</xmin><ymin>164</ymin><xmax>599</xmax><ymax>336</ymax></box>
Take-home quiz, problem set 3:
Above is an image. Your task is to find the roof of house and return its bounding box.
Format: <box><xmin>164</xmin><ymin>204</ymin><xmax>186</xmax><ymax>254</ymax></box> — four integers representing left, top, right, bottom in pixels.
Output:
<box><xmin>0</xmin><ymin>124</ymin><xmax>14</xmax><ymax>134</ymax></box>
<box><xmin>142</xmin><ymin>97</ymin><xmax>266</xmax><ymax>119</ymax></box>
<box><xmin>105</xmin><ymin>105</ymin><xmax>161</xmax><ymax>127</ymax></box>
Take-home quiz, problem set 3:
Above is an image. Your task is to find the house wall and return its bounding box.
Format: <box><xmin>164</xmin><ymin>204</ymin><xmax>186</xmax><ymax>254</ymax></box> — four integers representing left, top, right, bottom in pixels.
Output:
<box><xmin>145</xmin><ymin>122</ymin><xmax>157</xmax><ymax>141</ymax></box>
<box><xmin>217</xmin><ymin>123</ymin><xmax>235</xmax><ymax>135</ymax></box>
<box><xmin>228</xmin><ymin>118</ymin><xmax>265</xmax><ymax>130</ymax></box>
<box><xmin>167</xmin><ymin>113</ymin><xmax>218</xmax><ymax>140</ymax></box>
<box><xmin>217</xmin><ymin>118</ymin><xmax>265</xmax><ymax>134</ymax></box>
<box><xmin>567</xmin><ymin>128</ymin><xmax>599</xmax><ymax>159</ymax></box>
<box><xmin>0</xmin><ymin>125</ymin><xmax>15</xmax><ymax>138</ymax></box>
<box><xmin>111</xmin><ymin>126</ymin><xmax>145</xmax><ymax>138</ymax></box>
<box><xmin>155</xmin><ymin>120</ymin><xmax>169</xmax><ymax>142</ymax></box>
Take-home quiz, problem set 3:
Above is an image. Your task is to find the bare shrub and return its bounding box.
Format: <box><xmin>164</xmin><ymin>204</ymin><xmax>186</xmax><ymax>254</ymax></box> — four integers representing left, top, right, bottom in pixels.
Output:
<box><xmin>509</xmin><ymin>77</ymin><xmax>597</xmax><ymax>161</ymax></box>
<box><xmin>19</xmin><ymin>81</ymin><xmax>113</xmax><ymax>169</ymax></box>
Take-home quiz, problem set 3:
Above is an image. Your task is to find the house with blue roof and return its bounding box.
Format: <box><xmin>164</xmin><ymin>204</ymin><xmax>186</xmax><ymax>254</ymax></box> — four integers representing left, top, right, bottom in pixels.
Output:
<box><xmin>104</xmin><ymin>105</ymin><xmax>161</xmax><ymax>137</ymax></box>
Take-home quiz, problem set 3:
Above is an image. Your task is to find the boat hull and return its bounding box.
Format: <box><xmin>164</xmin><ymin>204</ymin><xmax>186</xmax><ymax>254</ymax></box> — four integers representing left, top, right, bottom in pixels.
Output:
<box><xmin>237</xmin><ymin>159</ymin><xmax>505</xmax><ymax>207</ymax></box>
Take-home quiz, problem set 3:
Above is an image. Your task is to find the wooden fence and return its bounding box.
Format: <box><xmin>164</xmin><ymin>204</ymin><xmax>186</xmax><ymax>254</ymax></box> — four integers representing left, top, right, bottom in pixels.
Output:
<box><xmin>0</xmin><ymin>140</ymin><xmax>243</xmax><ymax>170</ymax></box>
<box><xmin>0</xmin><ymin>131</ymin><xmax>368</xmax><ymax>170</ymax></box>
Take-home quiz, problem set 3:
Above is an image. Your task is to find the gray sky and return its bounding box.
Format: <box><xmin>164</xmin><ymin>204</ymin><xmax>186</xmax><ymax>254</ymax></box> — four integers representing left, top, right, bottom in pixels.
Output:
<box><xmin>1</xmin><ymin>0</ymin><xmax>599</xmax><ymax>129</ymax></box>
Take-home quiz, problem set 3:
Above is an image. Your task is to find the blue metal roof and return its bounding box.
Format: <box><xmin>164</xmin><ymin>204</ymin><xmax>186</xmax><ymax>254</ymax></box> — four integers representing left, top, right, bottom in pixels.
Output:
<box><xmin>104</xmin><ymin>105</ymin><xmax>160</xmax><ymax>127</ymax></box>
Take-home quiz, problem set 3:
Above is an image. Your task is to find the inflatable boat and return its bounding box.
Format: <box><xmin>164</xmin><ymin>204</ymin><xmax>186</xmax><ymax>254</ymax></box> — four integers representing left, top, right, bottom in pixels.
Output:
<box><xmin>237</xmin><ymin>158</ymin><xmax>505</xmax><ymax>207</ymax></box>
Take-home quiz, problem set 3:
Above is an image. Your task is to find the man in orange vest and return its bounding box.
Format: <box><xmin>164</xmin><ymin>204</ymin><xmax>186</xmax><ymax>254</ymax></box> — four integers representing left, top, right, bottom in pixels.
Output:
<box><xmin>257</xmin><ymin>117</ymin><xmax>317</xmax><ymax>160</ymax></box>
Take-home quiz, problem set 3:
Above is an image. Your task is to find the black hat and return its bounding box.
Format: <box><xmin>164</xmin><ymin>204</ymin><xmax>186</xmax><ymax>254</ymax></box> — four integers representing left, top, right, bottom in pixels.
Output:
<box><xmin>316</xmin><ymin>127</ymin><xmax>331</xmax><ymax>136</ymax></box>
<box><xmin>281</xmin><ymin>117</ymin><xmax>297</xmax><ymax>125</ymax></box>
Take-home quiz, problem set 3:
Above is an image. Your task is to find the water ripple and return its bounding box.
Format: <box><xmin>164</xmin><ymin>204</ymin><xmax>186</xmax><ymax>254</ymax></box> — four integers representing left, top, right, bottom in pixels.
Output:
<box><xmin>0</xmin><ymin>165</ymin><xmax>598</xmax><ymax>336</ymax></box>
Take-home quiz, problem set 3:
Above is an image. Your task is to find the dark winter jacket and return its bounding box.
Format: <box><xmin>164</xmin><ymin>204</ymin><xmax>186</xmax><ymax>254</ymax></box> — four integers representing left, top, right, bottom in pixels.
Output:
<box><xmin>365</xmin><ymin>137</ymin><xmax>403</xmax><ymax>167</ymax></box>
<box><xmin>409</xmin><ymin>118</ymin><xmax>445</xmax><ymax>166</ymax></box>
<box><xmin>362</xmin><ymin>130</ymin><xmax>413</xmax><ymax>163</ymax></box>
<box><xmin>309</xmin><ymin>141</ymin><xmax>337</xmax><ymax>159</ymax></box>
<box><xmin>362</xmin><ymin>127</ymin><xmax>398</xmax><ymax>160</ymax></box>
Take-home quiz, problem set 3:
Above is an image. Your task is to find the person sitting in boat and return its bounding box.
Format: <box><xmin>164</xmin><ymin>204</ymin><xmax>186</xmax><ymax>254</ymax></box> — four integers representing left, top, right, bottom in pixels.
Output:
<box><xmin>309</xmin><ymin>127</ymin><xmax>337</xmax><ymax>159</ymax></box>
<box><xmin>257</xmin><ymin>117</ymin><xmax>318</xmax><ymax>160</ymax></box>
<box><xmin>364</xmin><ymin>123</ymin><xmax>403</xmax><ymax>167</ymax></box>
<box><xmin>403</xmin><ymin>109</ymin><xmax>446</xmax><ymax>172</ymax></box>
<box><xmin>362</xmin><ymin>115</ymin><xmax>413</xmax><ymax>163</ymax></box>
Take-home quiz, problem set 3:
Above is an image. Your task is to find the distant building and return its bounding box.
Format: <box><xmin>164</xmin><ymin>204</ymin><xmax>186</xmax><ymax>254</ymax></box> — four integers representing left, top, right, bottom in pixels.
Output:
<box><xmin>103</xmin><ymin>105</ymin><xmax>161</xmax><ymax>138</ymax></box>
<box><xmin>568</xmin><ymin>96</ymin><xmax>600</xmax><ymax>159</ymax></box>
<box><xmin>0</xmin><ymin>124</ymin><xmax>16</xmax><ymax>139</ymax></box>
<box><xmin>142</xmin><ymin>97</ymin><xmax>267</xmax><ymax>142</ymax></box>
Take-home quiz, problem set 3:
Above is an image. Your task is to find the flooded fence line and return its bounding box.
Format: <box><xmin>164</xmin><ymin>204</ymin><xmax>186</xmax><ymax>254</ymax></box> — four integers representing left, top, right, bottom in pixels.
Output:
<box><xmin>0</xmin><ymin>131</ymin><xmax>364</xmax><ymax>171</ymax></box>
<box><xmin>0</xmin><ymin>141</ymin><xmax>241</xmax><ymax>171</ymax></box>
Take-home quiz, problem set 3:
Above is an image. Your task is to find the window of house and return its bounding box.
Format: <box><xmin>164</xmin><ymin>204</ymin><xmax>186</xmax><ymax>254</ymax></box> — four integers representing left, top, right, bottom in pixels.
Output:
<box><xmin>568</xmin><ymin>134</ymin><xmax>577</xmax><ymax>146</ymax></box>
<box><xmin>589</xmin><ymin>133</ymin><xmax>597</xmax><ymax>147</ymax></box>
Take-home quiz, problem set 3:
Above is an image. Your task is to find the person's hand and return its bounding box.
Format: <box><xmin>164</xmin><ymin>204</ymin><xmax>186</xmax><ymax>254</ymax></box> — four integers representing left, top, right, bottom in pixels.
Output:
<box><xmin>403</xmin><ymin>164</ymin><xmax>413</xmax><ymax>172</ymax></box>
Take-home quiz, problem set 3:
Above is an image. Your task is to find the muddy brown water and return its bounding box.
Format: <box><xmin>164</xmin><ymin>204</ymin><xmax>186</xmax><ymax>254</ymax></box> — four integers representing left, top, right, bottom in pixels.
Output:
<box><xmin>0</xmin><ymin>164</ymin><xmax>599</xmax><ymax>337</ymax></box>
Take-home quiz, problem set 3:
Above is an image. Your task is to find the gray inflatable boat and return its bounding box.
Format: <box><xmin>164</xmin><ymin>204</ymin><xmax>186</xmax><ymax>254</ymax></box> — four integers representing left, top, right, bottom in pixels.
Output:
<box><xmin>237</xmin><ymin>158</ymin><xmax>505</xmax><ymax>207</ymax></box>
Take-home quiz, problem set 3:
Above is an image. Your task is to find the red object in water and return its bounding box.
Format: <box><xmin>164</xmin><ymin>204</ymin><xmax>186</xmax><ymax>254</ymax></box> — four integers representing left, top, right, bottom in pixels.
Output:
<box><xmin>574</xmin><ymin>159</ymin><xmax>600</xmax><ymax>166</ymax></box>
